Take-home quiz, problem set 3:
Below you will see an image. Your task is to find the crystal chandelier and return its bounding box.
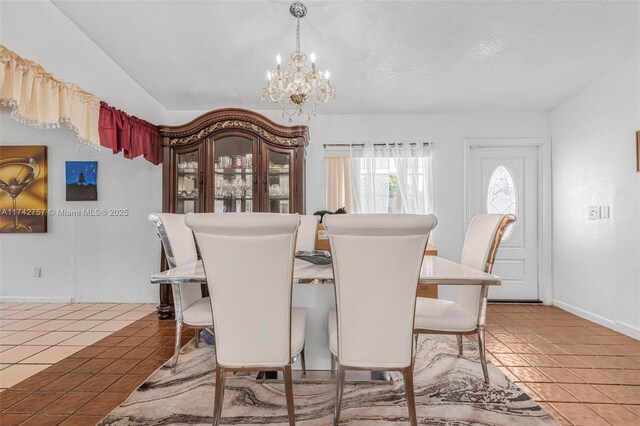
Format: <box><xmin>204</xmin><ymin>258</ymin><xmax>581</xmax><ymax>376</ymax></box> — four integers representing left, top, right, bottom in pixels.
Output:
<box><xmin>262</xmin><ymin>2</ymin><xmax>336</xmax><ymax>122</ymax></box>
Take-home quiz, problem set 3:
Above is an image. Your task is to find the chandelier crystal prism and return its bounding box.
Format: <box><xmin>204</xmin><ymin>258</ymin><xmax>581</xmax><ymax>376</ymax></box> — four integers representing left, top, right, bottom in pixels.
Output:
<box><xmin>262</xmin><ymin>2</ymin><xmax>336</xmax><ymax>122</ymax></box>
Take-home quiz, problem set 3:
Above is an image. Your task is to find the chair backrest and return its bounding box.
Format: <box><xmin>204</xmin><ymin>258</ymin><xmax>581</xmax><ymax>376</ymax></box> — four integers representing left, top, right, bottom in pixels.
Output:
<box><xmin>457</xmin><ymin>214</ymin><xmax>516</xmax><ymax>319</ymax></box>
<box><xmin>147</xmin><ymin>213</ymin><xmax>202</xmax><ymax>311</ymax></box>
<box><xmin>296</xmin><ymin>214</ymin><xmax>320</xmax><ymax>251</ymax></box>
<box><xmin>324</xmin><ymin>214</ymin><xmax>437</xmax><ymax>369</ymax></box>
<box><xmin>185</xmin><ymin>213</ymin><xmax>299</xmax><ymax>368</ymax></box>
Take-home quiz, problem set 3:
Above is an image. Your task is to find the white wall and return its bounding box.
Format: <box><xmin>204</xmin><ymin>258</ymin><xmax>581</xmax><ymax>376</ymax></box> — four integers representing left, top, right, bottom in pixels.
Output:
<box><xmin>0</xmin><ymin>2</ymin><xmax>551</xmax><ymax>304</ymax></box>
<box><xmin>551</xmin><ymin>53</ymin><xmax>640</xmax><ymax>338</ymax></box>
<box><xmin>0</xmin><ymin>3</ymin><xmax>636</xmax><ymax>332</ymax></box>
<box><xmin>305</xmin><ymin>114</ymin><xmax>551</xmax><ymax>301</ymax></box>
<box><xmin>168</xmin><ymin>110</ymin><xmax>550</xmax><ymax>301</ymax></box>
<box><xmin>0</xmin><ymin>1</ymin><xmax>167</xmax><ymax>303</ymax></box>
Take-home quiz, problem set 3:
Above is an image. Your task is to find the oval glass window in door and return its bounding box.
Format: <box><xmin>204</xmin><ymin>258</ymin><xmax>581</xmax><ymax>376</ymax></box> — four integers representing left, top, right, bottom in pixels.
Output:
<box><xmin>486</xmin><ymin>165</ymin><xmax>517</xmax><ymax>239</ymax></box>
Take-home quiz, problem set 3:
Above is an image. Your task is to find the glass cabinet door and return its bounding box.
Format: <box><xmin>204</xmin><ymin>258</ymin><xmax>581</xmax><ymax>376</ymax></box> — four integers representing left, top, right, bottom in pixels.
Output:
<box><xmin>264</xmin><ymin>147</ymin><xmax>293</xmax><ymax>213</ymax></box>
<box><xmin>175</xmin><ymin>150</ymin><xmax>202</xmax><ymax>214</ymax></box>
<box><xmin>212</xmin><ymin>136</ymin><xmax>255</xmax><ymax>212</ymax></box>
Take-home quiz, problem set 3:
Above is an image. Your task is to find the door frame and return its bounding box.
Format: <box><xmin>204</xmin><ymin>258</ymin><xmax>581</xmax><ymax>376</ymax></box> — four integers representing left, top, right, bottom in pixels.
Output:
<box><xmin>464</xmin><ymin>138</ymin><xmax>552</xmax><ymax>304</ymax></box>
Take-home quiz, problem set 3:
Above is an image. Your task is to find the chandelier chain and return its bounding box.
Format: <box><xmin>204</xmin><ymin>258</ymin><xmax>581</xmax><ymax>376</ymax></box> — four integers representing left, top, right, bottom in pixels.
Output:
<box><xmin>296</xmin><ymin>18</ymin><xmax>300</xmax><ymax>52</ymax></box>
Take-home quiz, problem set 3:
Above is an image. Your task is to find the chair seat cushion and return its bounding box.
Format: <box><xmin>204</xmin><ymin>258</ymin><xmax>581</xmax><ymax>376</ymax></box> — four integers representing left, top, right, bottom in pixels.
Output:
<box><xmin>414</xmin><ymin>298</ymin><xmax>477</xmax><ymax>333</ymax></box>
<box><xmin>291</xmin><ymin>308</ymin><xmax>307</xmax><ymax>357</ymax></box>
<box><xmin>182</xmin><ymin>297</ymin><xmax>213</xmax><ymax>327</ymax></box>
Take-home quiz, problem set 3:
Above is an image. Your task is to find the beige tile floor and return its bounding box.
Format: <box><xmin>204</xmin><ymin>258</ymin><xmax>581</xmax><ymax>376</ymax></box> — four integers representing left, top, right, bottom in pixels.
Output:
<box><xmin>0</xmin><ymin>302</ymin><xmax>156</xmax><ymax>391</ymax></box>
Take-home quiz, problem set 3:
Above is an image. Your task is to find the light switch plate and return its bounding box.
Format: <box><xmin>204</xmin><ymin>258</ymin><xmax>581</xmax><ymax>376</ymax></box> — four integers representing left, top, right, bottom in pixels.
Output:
<box><xmin>33</xmin><ymin>266</ymin><xmax>42</xmax><ymax>277</ymax></box>
<box><xmin>601</xmin><ymin>206</ymin><xmax>610</xmax><ymax>218</ymax></box>
<box><xmin>588</xmin><ymin>206</ymin><xmax>601</xmax><ymax>220</ymax></box>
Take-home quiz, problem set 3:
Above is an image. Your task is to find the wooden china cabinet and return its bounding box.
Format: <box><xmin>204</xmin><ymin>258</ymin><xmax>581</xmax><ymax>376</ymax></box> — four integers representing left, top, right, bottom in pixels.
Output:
<box><xmin>155</xmin><ymin>108</ymin><xmax>309</xmax><ymax>318</ymax></box>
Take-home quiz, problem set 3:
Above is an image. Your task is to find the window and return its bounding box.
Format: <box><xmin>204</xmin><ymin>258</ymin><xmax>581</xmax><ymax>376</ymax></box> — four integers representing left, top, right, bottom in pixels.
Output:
<box><xmin>352</xmin><ymin>158</ymin><xmax>429</xmax><ymax>213</ymax></box>
<box><xmin>486</xmin><ymin>165</ymin><xmax>517</xmax><ymax>239</ymax></box>
<box><xmin>325</xmin><ymin>143</ymin><xmax>433</xmax><ymax>215</ymax></box>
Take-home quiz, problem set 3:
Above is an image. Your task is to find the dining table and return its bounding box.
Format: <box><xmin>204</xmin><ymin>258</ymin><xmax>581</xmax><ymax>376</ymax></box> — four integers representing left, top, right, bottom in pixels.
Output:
<box><xmin>150</xmin><ymin>256</ymin><xmax>501</xmax><ymax>380</ymax></box>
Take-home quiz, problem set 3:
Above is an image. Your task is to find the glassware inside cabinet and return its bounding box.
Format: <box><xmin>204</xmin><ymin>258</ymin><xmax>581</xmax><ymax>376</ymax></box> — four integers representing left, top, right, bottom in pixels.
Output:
<box><xmin>213</xmin><ymin>137</ymin><xmax>254</xmax><ymax>212</ymax></box>
<box><xmin>267</xmin><ymin>151</ymin><xmax>291</xmax><ymax>213</ymax></box>
<box><xmin>176</xmin><ymin>152</ymin><xmax>200</xmax><ymax>214</ymax></box>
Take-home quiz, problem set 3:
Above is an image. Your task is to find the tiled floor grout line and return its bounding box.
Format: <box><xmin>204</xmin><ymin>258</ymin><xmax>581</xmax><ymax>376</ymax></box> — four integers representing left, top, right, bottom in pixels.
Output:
<box><xmin>0</xmin><ymin>304</ymin><xmax>638</xmax><ymax>425</ymax></box>
<box><xmin>482</xmin><ymin>305</ymin><xmax>640</xmax><ymax>425</ymax></box>
<box><xmin>1</xmin><ymin>311</ymin><xmax>193</xmax><ymax>425</ymax></box>
<box><xmin>0</xmin><ymin>303</ymin><xmax>157</xmax><ymax>393</ymax></box>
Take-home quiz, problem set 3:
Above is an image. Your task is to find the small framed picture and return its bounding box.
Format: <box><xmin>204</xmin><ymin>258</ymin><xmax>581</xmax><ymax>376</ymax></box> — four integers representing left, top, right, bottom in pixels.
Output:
<box><xmin>66</xmin><ymin>161</ymin><xmax>98</xmax><ymax>201</ymax></box>
<box><xmin>637</xmin><ymin>131</ymin><xmax>640</xmax><ymax>172</ymax></box>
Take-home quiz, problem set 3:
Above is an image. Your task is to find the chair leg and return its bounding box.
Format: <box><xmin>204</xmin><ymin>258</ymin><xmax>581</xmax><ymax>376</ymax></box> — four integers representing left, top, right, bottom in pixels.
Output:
<box><xmin>300</xmin><ymin>345</ymin><xmax>307</xmax><ymax>378</ymax></box>
<box><xmin>477</xmin><ymin>326</ymin><xmax>490</xmax><ymax>384</ymax></box>
<box><xmin>283</xmin><ymin>365</ymin><xmax>296</xmax><ymax>426</ymax></box>
<box><xmin>171</xmin><ymin>319</ymin><xmax>183</xmax><ymax>374</ymax></box>
<box><xmin>334</xmin><ymin>364</ymin><xmax>346</xmax><ymax>426</ymax></box>
<box><xmin>330</xmin><ymin>354</ymin><xmax>336</xmax><ymax>373</ymax></box>
<box><xmin>403</xmin><ymin>365</ymin><xmax>418</xmax><ymax>426</ymax></box>
<box><xmin>414</xmin><ymin>333</ymin><xmax>418</xmax><ymax>350</ymax></box>
<box><xmin>194</xmin><ymin>328</ymin><xmax>200</xmax><ymax>348</ymax></box>
<box><xmin>213</xmin><ymin>366</ymin><xmax>226</xmax><ymax>426</ymax></box>
<box><xmin>457</xmin><ymin>335</ymin><xmax>464</xmax><ymax>357</ymax></box>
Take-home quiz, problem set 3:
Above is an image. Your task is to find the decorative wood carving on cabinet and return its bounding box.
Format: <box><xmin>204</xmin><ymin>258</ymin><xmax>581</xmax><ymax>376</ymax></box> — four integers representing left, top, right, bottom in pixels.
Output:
<box><xmin>155</xmin><ymin>108</ymin><xmax>309</xmax><ymax>319</ymax></box>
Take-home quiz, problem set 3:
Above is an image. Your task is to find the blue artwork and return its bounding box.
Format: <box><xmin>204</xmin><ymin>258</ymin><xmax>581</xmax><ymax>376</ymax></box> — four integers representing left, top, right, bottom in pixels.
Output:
<box><xmin>65</xmin><ymin>161</ymin><xmax>97</xmax><ymax>201</ymax></box>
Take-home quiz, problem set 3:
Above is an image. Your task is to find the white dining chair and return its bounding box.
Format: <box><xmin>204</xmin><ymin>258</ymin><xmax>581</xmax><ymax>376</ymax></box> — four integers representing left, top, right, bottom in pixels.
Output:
<box><xmin>413</xmin><ymin>214</ymin><xmax>515</xmax><ymax>384</ymax></box>
<box><xmin>324</xmin><ymin>213</ymin><xmax>437</xmax><ymax>426</ymax></box>
<box><xmin>185</xmin><ymin>212</ymin><xmax>307</xmax><ymax>426</ymax></box>
<box><xmin>147</xmin><ymin>213</ymin><xmax>213</xmax><ymax>374</ymax></box>
<box><xmin>296</xmin><ymin>214</ymin><xmax>320</xmax><ymax>251</ymax></box>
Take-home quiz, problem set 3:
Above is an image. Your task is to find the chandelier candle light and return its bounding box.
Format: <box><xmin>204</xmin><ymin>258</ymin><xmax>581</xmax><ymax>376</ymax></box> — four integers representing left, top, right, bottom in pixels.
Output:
<box><xmin>263</xmin><ymin>2</ymin><xmax>336</xmax><ymax>122</ymax></box>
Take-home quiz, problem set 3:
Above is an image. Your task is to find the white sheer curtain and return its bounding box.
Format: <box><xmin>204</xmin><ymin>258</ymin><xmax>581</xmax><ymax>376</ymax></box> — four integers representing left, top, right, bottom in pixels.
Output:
<box><xmin>349</xmin><ymin>144</ymin><xmax>390</xmax><ymax>213</ymax></box>
<box><xmin>348</xmin><ymin>143</ymin><xmax>433</xmax><ymax>214</ymax></box>
<box><xmin>390</xmin><ymin>143</ymin><xmax>433</xmax><ymax>214</ymax></box>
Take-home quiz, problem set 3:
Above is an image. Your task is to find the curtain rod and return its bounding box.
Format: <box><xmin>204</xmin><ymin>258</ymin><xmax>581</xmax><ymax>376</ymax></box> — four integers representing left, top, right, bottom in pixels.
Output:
<box><xmin>323</xmin><ymin>142</ymin><xmax>433</xmax><ymax>148</ymax></box>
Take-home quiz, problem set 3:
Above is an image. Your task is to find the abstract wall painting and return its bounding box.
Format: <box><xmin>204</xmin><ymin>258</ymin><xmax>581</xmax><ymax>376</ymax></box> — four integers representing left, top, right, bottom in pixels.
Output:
<box><xmin>0</xmin><ymin>145</ymin><xmax>48</xmax><ymax>233</ymax></box>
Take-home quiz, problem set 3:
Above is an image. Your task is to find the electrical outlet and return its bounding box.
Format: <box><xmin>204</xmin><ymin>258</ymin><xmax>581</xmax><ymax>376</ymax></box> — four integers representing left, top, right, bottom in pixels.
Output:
<box><xmin>33</xmin><ymin>266</ymin><xmax>42</xmax><ymax>277</ymax></box>
<box><xmin>601</xmin><ymin>206</ymin><xmax>610</xmax><ymax>219</ymax></box>
<box><xmin>588</xmin><ymin>206</ymin><xmax>601</xmax><ymax>220</ymax></box>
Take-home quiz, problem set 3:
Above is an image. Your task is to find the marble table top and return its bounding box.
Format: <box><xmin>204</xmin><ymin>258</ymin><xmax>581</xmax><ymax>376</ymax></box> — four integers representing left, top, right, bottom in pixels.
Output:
<box><xmin>150</xmin><ymin>256</ymin><xmax>501</xmax><ymax>287</ymax></box>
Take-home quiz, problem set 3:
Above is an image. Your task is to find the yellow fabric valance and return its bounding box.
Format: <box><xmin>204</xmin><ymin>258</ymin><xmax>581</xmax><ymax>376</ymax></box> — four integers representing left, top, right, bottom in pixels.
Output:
<box><xmin>0</xmin><ymin>45</ymin><xmax>100</xmax><ymax>149</ymax></box>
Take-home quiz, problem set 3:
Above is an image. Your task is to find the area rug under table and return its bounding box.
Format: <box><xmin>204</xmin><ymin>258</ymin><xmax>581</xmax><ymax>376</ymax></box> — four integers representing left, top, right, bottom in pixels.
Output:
<box><xmin>99</xmin><ymin>336</ymin><xmax>557</xmax><ymax>425</ymax></box>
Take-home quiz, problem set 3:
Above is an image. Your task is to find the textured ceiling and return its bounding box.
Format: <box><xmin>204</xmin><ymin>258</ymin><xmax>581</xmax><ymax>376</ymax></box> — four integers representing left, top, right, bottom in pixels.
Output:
<box><xmin>52</xmin><ymin>0</ymin><xmax>639</xmax><ymax>113</ymax></box>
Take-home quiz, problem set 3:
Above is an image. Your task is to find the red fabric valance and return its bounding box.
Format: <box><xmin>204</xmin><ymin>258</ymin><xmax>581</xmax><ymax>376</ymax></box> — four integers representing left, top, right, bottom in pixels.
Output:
<box><xmin>99</xmin><ymin>101</ymin><xmax>162</xmax><ymax>165</ymax></box>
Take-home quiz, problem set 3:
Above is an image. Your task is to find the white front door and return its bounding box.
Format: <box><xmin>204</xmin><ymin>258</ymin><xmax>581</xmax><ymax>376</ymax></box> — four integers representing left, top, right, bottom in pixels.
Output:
<box><xmin>467</xmin><ymin>146</ymin><xmax>539</xmax><ymax>301</ymax></box>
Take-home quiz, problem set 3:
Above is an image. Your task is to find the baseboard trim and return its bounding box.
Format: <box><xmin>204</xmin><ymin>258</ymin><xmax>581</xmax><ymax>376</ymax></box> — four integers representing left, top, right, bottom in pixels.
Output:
<box><xmin>0</xmin><ymin>296</ymin><xmax>73</xmax><ymax>303</ymax></box>
<box><xmin>615</xmin><ymin>321</ymin><xmax>640</xmax><ymax>340</ymax></box>
<box><xmin>552</xmin><ymin>299</ymin><xmax>615</xmax><ymax>328</ymax></box>
<box><xmin>552</xmin><ymin>299</ymin><xmax>640</xmax><ymax>340</ymax></box>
